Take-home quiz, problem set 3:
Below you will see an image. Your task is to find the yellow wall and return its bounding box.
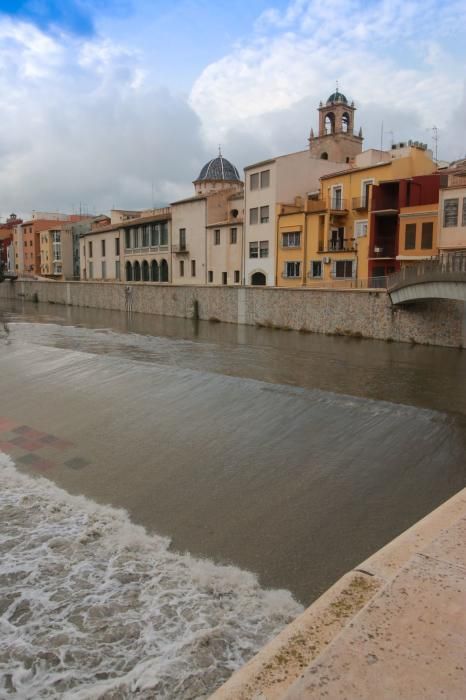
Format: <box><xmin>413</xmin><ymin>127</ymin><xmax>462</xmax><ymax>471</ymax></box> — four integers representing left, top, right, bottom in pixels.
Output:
<box><xmin>398</xmin><ymin>203</ymin><xmax>438</xmax><ymax>260</ymax></box>
<box><xmin>276</xmin><ymin>211</ymin><xmax>306</xmax><ymax>287</ymax></box>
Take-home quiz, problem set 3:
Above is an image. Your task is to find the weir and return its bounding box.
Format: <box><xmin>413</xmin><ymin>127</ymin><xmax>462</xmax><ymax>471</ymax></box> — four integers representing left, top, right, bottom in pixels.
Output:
<box><xmin>1</xmin><ymin>299</ymin><xmax>465</xmax><ymax>696</ymax></box>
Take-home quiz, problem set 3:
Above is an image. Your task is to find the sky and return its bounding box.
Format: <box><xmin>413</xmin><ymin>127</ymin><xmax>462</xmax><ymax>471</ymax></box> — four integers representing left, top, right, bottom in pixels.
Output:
<box><xmin>0</xmin><ymin>0</ymin><xmax>465</xmax><ymax>218</ymax></box>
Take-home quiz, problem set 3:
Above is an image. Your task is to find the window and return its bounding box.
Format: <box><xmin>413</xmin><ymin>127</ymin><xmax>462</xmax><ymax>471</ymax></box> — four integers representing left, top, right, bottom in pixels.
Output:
<box><xmin>179</xmin><ymin>260</ymin><xmax>185</xmax><ymax>277</ymax></box>
<box><xmin>132</xmin><ymin>228</ymin><xmax>139</xmax><ymax>248</ymax></box>
<box><xmin>89</xmin><ymin>261</ymin><xmax>93</xmax><ymax>279</ymax></box>
<box><xmin>142</xmin><ymin>226</ymin><xmax>149</xmax><ymax>247</ymax></box>
<box><xmin>230</xmin><ymin>227</ymin><xmax>237</xmax><ymax>244</ymax></box>
<box><xmin>222</xmin><ymin>272</ymin><xmax>227</xmax><ymax>285</ymax></box>
<box><xmin>151</xmin><ymin>224</ymin><xmax>159</xmax><ymax>247</ymax></box>
<box><xmin>405</xmin><ymin>223</ymin><xmax>416</xmax><ymax>250</ymax></box>
<box><xmin>249</xmin><ymin>241</ymin><xmax>258</xmax><ymax>258</ymax></box>
<box><xmin>355</xmin><ymin>220</ymin><xmax>368</xmax><ymax>238</ymax></box>
<box><xmin>250</xmin><ymin>173</ymin><xmax>259</xmax><ymax>190</ymax></box>
<box><xmin>101</xmin><ymin>261</ymin><xmax>106</xmax><ymax>279</ymax></box>
<box><xmin>443</xmin><ymin>198</ymin><xmax>458</xmax><ymax>227</ymax></box>
<box><xmin>125</xmin><ymin>230</ymin><xmax>131</xmax><ymax>249</ymax></box>
<box><xmin>421</xmin><ymin>222</ymin><xmax>433</xmax><ymax>249</ymax></box>
<box><xmin>282</xmin><ymin>232</ymin><xmax>301</xmax><ymax>248</ymax></box>
<box><xmin>333</xmin><ymin>260</ymin><xmax>353</xmax><ymax>278</ymax></box>
<box><xmin>249</xmin><ymin>208</ymin><xmax>258</xmax><ymax>225</ymax></box>
<box><xmin>101</xmin><ymin>240</ymin><xmax>106</xmax><ymax>257</ymax></box>
<box><xmin>310</xmin><ymin>261</ymin><xmax>322</xmax><ymax>278</ymax></box>
<box><xmin>191</xmin><ymin>259</ymin><xmax>196</xmax><ymax>277</ymax></box>
<box><xmin>260</xmin><ymin>206</ymin><xmax>269</xmax><ymax>223</ymax></box>
<box><xmin>259</xmin><ymin>240</ymin><xmax>269</xmax><ymax>258</ymax></box>
<box><xmin>463</xmin><ymin>198</ymin><xmax>466</xmax><ymax>226</ymax></box>
<box><xmin>260</xmin><ymin>170</ymin><xmax>270</xmax><ymax>188</ymax></box>
<box><xmin>88</xmin><ymin>241</ymin><xmax>93</xmax><ymax>257</ymax></box>
<box><xmin>332</xmin><ymin>187</ymin><xmax>343</xmax><ymax>210</ymax></box>
<box><xmin>284</xmin><ymin>261</ymin><xmax>300</xmax><ymax>278</ymax></box>
<box><xmin>179</xmin><ymin>228</ymin><xmax>186</xmax><ymax>250</ymax></box>
<box><xmin>115</xmin><ymin>260</ymin><xmax>120</xmax><ymax>279</ymax></box>
<box><xmin>208</xmin><ymin>270</ymin><xmax>213</xmax><ymax>283</ymax></box>
<box><xmin>160</xmin><ymin>222</ymin><xmax>169</xmax><ymax>246</ymax></box>
<box><xmin>361</xmin><ymin>180</ymin><xmax>373</xmax><ymax>208</ymax></box>
<box><xmin>115</xmin><ymin>237</ymin><xmax>120</xmax><ymax>255</ymax></box>
<box><xmin>214</xmin><ymin>229</ymin><xmax>220</xmax><ymax>245</ymax></box>
<box><xmin>234</xmin><ymin>270</ymin><xmax>240</xmax><ymax>283</ymax></box>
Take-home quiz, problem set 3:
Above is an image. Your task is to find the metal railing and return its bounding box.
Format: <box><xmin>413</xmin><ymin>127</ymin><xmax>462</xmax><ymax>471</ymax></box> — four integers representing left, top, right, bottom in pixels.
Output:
<box><xmin>172</xmin><ymin>243</ymin><xmax>188</xmax><ymax>253</ymax></box>
<box><xmin>352</xmin><ymin>196</ymin><xmax>369</xmax><ymax>210</ymax></box>
<box><xmin>304</xmin><ymin>276</ymin><xmax>388</xmax><ymax>290</ymax></box>
<box><xmin>387</xmin><ymin>252</ymin><xmax>466</xmax><ymax>292</ymax></box>
<box><xmin>329</xmin><ymin>198</ymin><xmax>348</xmax><ymax>211</ymax></box>
<box><xmin>327</xmin><ymin>238</ymin><xmax>356</xmax><ymax>252</ymax></box>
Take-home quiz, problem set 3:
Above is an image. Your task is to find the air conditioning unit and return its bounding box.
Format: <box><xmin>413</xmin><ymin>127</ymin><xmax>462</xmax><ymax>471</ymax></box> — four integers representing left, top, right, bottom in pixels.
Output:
<box><xmin>374</xmin><ymin>247</ymin><xmax>383</xmax><ymax>254</ymax></box>
<box><xmin>323</xmin><ymin>256</ymin><xmax>331</xmax><ymax>264</ymax></box>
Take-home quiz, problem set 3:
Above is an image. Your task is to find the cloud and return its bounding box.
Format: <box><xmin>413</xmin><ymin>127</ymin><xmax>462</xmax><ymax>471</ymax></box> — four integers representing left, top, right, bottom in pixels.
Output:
<box><xmin>0</xmin><ymin>16</ymin><xmax>209</xmax><ymax>219</ymax></box>
<box><xmin>190</xmin><ymin>0</ymin><xmax>466</xmax><ymax>160</ymax></box>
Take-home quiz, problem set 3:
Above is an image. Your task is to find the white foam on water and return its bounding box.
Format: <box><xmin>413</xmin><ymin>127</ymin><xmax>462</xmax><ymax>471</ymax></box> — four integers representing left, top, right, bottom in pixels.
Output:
<box><xmin>0</xmin><ymin>453</ymin><xmax>302</xmax><ymax>699</ymax></box>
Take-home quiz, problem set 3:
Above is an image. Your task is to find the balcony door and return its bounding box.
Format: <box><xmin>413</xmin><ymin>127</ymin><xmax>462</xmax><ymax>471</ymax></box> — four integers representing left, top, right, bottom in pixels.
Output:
<box><xmin>330</xmin><ymin>227</ymin><xmax>344</xmax><ymax>251</ymax></box>
<box><xmin>332</xmin><ymin>186</ymin><xmax>342</xmax><ymax>210</ymax></box>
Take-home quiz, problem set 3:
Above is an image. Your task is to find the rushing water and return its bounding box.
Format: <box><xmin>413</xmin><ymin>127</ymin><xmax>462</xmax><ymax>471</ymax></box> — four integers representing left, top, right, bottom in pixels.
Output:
<box><xmin>0</xmin><ymin>298</ymin><xmax>465</xmax><ymax>698</ymax></box>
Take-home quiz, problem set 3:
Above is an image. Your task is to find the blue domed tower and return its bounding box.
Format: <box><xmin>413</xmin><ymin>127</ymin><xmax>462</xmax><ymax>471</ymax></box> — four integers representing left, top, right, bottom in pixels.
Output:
<box><xmin>193</xmin><ymin>149</ymin><xmax>243</xmax><ymax>195</ymax></box>
<box><xmin>309</xmin><ymin>86</ymin><xmax>363</xmax><ymax>163</ymax></box>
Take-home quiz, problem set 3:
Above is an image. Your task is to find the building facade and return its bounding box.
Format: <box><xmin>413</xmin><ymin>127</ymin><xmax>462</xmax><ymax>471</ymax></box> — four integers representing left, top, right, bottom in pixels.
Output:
<box><xmin>80</xmin><ymin>208</ymin><xmax>172</xmax><ymax>282</ymax></box>
<box><xmin>171</xmin><ymin>154</ymin><xmax>244</xmax><ymax>286</ymax></box>
<box><xmin>438</xmin><ymin>160</ymin><xmax>466</xmax><ymax>253</ymax></box>
<box><xmin>276</xmin><ymin>144</ymin><xmax>437</xmax><ymax>288</ymax></box>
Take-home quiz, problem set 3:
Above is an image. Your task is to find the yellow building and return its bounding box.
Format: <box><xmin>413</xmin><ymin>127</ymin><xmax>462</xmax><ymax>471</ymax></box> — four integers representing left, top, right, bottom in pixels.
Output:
<box><xmin>39</xmin><ymin>224</ymin><xmax>73</xmax><ymax>279</ymax></box>
<box><xmin>276</xmin><ymin>144</ymin><xmax>437</xmax><ymax>287</ymax></box>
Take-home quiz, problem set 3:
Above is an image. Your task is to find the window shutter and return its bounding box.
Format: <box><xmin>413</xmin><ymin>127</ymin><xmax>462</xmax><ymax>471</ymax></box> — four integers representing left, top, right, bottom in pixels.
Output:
<box><xmin>352</xmin><ymin>258</ymin><xmax>357</xmax><ymax>279</ymax></box>
<box><xmin>283</xmin><ymin>261</ymin><xmax>287</xmax><ymax>277</ymax></box>
<box><xmin>331</xmin><ymin>260</ymin><xmax>336</xmax><ymax>278</ymax></box>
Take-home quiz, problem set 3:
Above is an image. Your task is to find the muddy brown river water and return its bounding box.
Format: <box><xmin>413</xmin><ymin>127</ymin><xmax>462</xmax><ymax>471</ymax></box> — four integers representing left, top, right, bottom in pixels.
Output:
<box><xmin>0</xmin><ymin>297</ymin><xmax>465</xmax><ymax>698</ymax></box>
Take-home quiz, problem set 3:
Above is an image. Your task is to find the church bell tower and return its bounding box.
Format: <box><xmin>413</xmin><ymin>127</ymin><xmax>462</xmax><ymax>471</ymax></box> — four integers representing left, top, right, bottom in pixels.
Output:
<box><xmin>309</xmin><ymin>86</ymin><xmax>363</xmax><ymax>163</ymax></box>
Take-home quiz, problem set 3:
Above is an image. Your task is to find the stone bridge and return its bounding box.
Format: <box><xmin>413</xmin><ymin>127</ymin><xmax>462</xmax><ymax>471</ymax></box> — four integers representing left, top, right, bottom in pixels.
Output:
<box><xmin>388</xmin><ymin>253</ymin><xmax>466</xmax><ymax>305</ymax></box>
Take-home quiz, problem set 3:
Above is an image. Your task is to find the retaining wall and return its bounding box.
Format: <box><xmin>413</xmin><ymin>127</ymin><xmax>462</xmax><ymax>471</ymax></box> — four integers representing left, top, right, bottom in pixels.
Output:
<box><xmin>1</xmin><ymin>280</ymin><xmax>465</xmax><ymax>348</ymax></box>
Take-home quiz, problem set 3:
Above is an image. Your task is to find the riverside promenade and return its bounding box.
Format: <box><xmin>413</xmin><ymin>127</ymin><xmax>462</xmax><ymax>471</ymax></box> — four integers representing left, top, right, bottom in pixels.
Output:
<box><xmin>212</xmin><ymin>488</ymin><xmax>466</xmax><ymax>699</ymax></box>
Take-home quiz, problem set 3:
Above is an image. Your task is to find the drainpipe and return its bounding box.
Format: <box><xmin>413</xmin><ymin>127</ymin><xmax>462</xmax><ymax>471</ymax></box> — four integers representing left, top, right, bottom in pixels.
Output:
<box><xmin>243</xmin><ymin>177</ymin><xmax>247</xmax><ymax>285</ymax></box>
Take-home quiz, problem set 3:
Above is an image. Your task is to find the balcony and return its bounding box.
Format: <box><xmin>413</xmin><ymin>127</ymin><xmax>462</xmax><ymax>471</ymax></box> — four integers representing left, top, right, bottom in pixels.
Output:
<box><xmin>329</xmin><ymin>198</ymin><xmax>348</xmax><ymax>214</ymax></box>
<box><xmin>172</xmin><ymin>243</ymin><xmax>189</xmax><ymax>254</ymax></box>
<box><xmin>369</xmin><ymin>246</ymin><xmax>396</xmax><ymax>259</ymax></box>
<box><xmin>325</xmin><ymin>238</ymin><xmax>356</xmax><ymax>253</ymax></box>
<box><xmin>306</xmin><ymin>199</ymin><xmax>327</xmax><ymax>213</ymax></box>
<box><xmin>305</xmin><ymin>198</ymin><xmax>349</xmax><ymax>214</ymax></box>
<box><xmin>352</xmin><ymin>196</ymin><xmax>369</xmax><ymax>211</ymax></box>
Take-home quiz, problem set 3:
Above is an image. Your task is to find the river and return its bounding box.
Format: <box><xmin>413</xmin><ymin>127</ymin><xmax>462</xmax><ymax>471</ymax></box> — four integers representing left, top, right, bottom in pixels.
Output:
<box><xmin>0</xmin><ymin>298</ymin><xmax>465</xmax><ymax>698</ymax></box>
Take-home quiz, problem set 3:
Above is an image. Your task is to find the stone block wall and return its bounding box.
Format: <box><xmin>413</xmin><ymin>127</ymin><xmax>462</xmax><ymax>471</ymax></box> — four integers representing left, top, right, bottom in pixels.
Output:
<box><xmin>0</xmin><ymin>280</ymin><xmax>464</xmax><ymax>348</ymax></box>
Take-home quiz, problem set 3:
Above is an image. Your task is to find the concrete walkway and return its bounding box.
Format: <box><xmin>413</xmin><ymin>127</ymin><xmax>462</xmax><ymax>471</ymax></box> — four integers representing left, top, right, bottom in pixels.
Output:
<box><xmin>212</xmin><ymin>489</ymin><xmax>466</xmax><ymax>699</ymax></box>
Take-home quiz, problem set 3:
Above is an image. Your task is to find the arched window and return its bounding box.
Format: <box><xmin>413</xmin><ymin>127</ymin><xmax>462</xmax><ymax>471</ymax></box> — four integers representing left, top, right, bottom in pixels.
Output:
<box><xmin>125</xmin><ymin>261</ymin><xmax>133</xmax><ymax>281</ymax></box>
<box><xmin>142</xmin><ymin>260</ymin><xmax>149</xmax><ymax>281</ymax></box>
<box><xmin>133</xmin><ymin>260</ymin><xmax>141</xmax><ymax>281</ymax></box>
<box><xmin>321</xmin><ymin>152</ymin><xmax>329</xmax><ymax>160</ymax></box>
<box><xmin>251</xmin><ymin>271</ymin><xmax>266</xmax><ymax>286</ymax></box>
<box><xmin>160</xmin><ymin>259</ymin><xmax>169</xmax><ymax>282</ymax></box>
<box><xmin>150</xmin><ymin>260</ymin><xmax>159</xmax><ymax>281</ymax></box>
<box><xmin>342</xmin><ymin>112</ymin><xmax>350</xmax><ymax>133</ymax></box>
<box><xmin>324</xmin><ymin>112</ymin><xmax>335</xmax><ymax>134</ymax></box>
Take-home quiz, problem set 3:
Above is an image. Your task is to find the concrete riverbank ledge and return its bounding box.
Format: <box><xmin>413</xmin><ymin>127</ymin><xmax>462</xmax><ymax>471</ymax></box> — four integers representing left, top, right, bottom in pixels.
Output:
<box><xmin>211</xmin><ymin>488</ymin><xmax>466</xmax><ymax>699</ymax></box>
<box><xmin>1</xmin><ymin>279</ymin><xmax>466</xmax><ymax>347</ymax></box>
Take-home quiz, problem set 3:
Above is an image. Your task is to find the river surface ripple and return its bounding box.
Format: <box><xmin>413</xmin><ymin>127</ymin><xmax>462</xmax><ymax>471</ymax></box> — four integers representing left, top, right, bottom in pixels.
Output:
<box><xmin>0</xmin><ymin>299</ymin><xmax>465</xmax><ymax>698</ymax></box>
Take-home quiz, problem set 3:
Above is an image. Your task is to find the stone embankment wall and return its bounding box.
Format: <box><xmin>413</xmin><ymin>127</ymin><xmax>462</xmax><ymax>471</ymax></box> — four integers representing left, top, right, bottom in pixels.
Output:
<box><xmin>1</xmin><ymin>279</ymin><xmax>465</xmax><ymax>347</ymax></box>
